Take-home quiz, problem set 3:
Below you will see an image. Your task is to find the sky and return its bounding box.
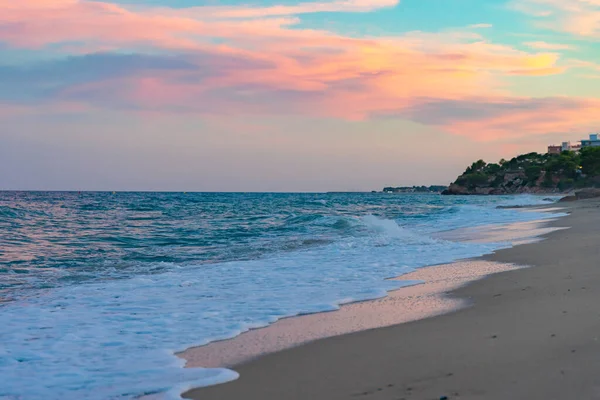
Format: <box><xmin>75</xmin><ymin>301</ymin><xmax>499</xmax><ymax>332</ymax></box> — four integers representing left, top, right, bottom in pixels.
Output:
<box><xmin>1</xmin><ymin>0</ymin><xmax>600</xmax><ymax>191</ymax></box>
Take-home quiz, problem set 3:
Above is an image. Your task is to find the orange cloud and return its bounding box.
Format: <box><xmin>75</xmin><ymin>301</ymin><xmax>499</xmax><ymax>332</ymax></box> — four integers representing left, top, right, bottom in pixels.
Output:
<box><xmin>1</xmin><ymin>0</ymin><xmax>598</xmax><ymax>142</ymax></box>
<box><xmin>508</xmin><ymin>67</ymin><xmax>565</xmax><ymax>75</ymax></box>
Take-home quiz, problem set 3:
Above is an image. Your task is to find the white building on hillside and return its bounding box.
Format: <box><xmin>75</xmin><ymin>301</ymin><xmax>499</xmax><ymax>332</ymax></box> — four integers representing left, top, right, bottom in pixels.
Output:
<box><xmin>548</xmin><ymin>141</ymin><xmax>581</xmax><ymax>154</ymax></box>
<box><xmin>581</xmin><ymin>134</ymin><xmax>600</xmax><ymax>148</ymax></box>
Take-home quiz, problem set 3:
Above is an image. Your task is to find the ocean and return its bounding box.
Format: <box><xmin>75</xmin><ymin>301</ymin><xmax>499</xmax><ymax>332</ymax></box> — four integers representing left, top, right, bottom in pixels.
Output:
<box><xmin>0</xmin><ymin>192</ymin><xmax>564</xmax><ymax>399</ymax></box>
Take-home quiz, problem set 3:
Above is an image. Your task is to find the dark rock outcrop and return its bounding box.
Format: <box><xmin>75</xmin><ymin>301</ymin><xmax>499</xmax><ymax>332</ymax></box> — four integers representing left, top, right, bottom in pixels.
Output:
<box><xmin>441</xmin><ymin>183</ymin><xmax>472</xmax><ymax>195</ymax></box>
<box><xmin>558</xmin><ymin>189</ymin><xmax>600</xmax><ymax>202</ymax></box>
<box><xmin>442</xmin><ymin>170</ymin><xmax>561</xmax><ymax>195</ymax></box>
<box><xmin>558</xmin><ymin>195</ymin><xmax>577</xmax><ymax>202</ymax></box>
<box><xmin>575</xmin><ymin>188</ymin><xmax>600</xmax><ymax>200</ymax></box>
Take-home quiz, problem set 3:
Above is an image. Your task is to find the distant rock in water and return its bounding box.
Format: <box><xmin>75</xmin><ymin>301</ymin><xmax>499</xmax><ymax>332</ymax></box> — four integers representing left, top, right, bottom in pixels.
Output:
<box><xmin>443</xmin><ymin>149</ymin><xmax>600</xmax><ymax>195</ymax></box>
<box><xmin>382</xmin><ymin>185</ymin><xmax>447</xmax><ymax>194</ymax></box>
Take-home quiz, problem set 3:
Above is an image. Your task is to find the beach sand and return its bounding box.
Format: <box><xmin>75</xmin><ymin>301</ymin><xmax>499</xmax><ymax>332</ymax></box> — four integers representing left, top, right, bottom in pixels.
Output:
<box><xmin>184</xmin><ymin>199</ymin><xmax>600</xmax><ymax>400</ymax></box>
<box><xmin>181</xmin><ymin>261</ymin><xmax>523</xmax><ymax>369</ymax></box>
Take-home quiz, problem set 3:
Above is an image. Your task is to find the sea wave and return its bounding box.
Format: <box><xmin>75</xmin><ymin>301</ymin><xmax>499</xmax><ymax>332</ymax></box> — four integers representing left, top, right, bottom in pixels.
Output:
<box><xmin>0</xmin><ymin>192</ymin><xmax>565</xmax><ymax>399</ymax></box>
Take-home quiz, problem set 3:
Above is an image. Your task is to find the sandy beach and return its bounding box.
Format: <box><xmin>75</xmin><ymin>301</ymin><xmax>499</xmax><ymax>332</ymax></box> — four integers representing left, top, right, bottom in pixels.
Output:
<box><xmin>181</xmin><ymin>260</ymin><xmax>523</xmax><ymax>369</ymax></box>
<box><xmin>184</xmin><ymin>199</ymin><xmax>600</xmax><ymax>400</ymax></box>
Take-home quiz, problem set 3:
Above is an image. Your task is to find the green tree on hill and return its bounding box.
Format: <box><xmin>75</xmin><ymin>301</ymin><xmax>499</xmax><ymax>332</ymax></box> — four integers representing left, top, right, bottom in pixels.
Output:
<box><xmin>464</xmin><ymin>160</ymin><xmax>486</xmax><ymax>175</ymax></box>
<box><xmin>545</xmin><ymin>151</ymin><xmax>579</xmax><ymax>178</ymax></box>
<box><xmin>484</xmin><ymin>163</ymin><xmax>501</xmax><ymax>174</ymax></box>
<box><xmin>580</xmin><ymin>147</ymin><xmax>600</xmax><ymax>176</ymax></box>
<box><xmin>525</xmin><ymin>165</ymin><xmax>542</xmax><ymax>182</ymax></box>
<box><xmin>450</xmin><ymin>149</ymin><xmax>600</xmax><ymax>192</ymax></box>
<box><xmin>449</xmin><ymin>147</ymin><xmax>600</xmax><ymax>194</ymax></box>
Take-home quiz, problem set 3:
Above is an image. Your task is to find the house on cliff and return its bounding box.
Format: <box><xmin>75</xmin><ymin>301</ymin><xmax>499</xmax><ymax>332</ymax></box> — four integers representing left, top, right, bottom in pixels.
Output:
<box><xmin>548</xmin><ymin>141</ymin><xmax>581</xmax><ymax>154</ymax></box>
<box><xmin>581</xmin><ymin>134</ymin><xmax>600</xmax><ymax>148</ymax></box>
<box><xmin>548</xmin><ymin>133</ymin><xmax>600</xmax><ymax>154</ymax></box>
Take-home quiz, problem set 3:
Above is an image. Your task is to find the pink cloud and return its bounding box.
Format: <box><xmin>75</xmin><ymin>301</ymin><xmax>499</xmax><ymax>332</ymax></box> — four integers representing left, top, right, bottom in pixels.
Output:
<box><xmin>508</xmin><ymin>67</ymin><xmax>565</xmax><ymax>75</ymax></box>
<box><xmin>1</xmin><ymin>0</ymin><xmax>599</xmax><ymax>142</ymax></box>
<box><xmin>420</xmin><ymin>97</ymin><xmax>600</xmax><ymax>141</ymax></box>
<box><xmin>186</xmin><ymin>0</ymin><xmax>400</xmax><ymax>18</ymax></box>
<box><xmin>0</xmin><ymin>0</ymin><xmax>398</xmax><ymax>50</ymax></box>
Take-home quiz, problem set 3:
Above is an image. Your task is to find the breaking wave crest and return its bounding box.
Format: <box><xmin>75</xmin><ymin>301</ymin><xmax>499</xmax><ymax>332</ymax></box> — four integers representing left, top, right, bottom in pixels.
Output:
<box><xmin>0</xmin><ymin>192</ymin><xmax>564</xmax><ymax>399</ymax></box>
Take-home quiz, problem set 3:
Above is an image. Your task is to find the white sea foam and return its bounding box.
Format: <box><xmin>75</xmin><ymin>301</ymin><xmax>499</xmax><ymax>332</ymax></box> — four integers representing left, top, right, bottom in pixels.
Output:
<box><xmin>497</xmin><ymin>194</ymin><xmax>560</xmax><ymax>207</ymax></box>
<box><xmin>360</xmin><ymin>215</ymin><xmax>437</xmax><ymax>245</ymax></box>
<box><xmin>361</xmin><ymin>214</ymin><xmax>409</xmax><ymax>237</ymax></box>
<box><xmin>0</xmin><ymin>198</ymin><xmax>564</xmax><ymax>399</ymax></box>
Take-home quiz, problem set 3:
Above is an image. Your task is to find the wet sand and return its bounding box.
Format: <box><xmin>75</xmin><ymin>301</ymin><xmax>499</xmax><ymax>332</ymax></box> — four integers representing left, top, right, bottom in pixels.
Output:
<box><xmin>181</xmin><ymin>261</ymin><xmax>522</xmax><ymax>369</ymax></box>
<box><xmin>184</xmin><ymin>200</ymin><xmax>600</xmax><ymax>400</ymax></box>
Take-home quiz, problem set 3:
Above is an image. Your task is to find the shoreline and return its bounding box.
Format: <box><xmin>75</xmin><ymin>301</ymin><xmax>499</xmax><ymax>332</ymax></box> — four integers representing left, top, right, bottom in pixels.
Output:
<box><xmin>180</xmin><ymin>217</ymin><xmax>563</xmax><ymax>370</ymax></box>
<box><xmin>180</xmin><ymin>260</ymin><xmax>523</xmax><ymax>369</ymax></box>
<box><xmin>180</xmin><ymin>208</ymin><xmax>567</xmax><ymax>396</ymax></box>
<box><xmin>184</xmin><ymin>200</ymin><xmax>600</xmax><ymax>400</ymax></box>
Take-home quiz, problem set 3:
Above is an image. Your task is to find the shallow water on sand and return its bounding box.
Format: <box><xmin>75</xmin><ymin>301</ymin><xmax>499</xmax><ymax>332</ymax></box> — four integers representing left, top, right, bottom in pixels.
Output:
<box><xmin>183</xmin><ymin>218</ymin><xmax>568</xmax><ymax>370</ymax></box>
<box><xmin>0</xmin><ymin>192</ymin><xmax>565</xmax><ymax>399</ymax></box>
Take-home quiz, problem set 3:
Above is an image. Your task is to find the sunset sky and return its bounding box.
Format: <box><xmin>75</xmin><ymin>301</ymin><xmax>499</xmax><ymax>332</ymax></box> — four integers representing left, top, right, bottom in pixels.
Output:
<box><xmin>1</xmin><ymin>0</ymin><xmax>600</xmax><ymax>191</ymax></box>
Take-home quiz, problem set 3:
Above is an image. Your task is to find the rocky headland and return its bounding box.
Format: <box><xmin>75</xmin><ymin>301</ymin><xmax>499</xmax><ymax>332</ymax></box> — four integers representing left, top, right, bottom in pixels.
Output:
<box><xmin>442</xmin><ymin>149</ymin><xmax>600</xmax><ymax>195</ymax></box>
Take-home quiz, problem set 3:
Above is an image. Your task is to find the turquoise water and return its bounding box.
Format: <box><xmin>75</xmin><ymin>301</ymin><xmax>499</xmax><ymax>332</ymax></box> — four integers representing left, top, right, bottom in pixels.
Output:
<box><xmin>0</xmin><ymin>192</ymin><xmax>561</xmax><ymax>399</ymax></box>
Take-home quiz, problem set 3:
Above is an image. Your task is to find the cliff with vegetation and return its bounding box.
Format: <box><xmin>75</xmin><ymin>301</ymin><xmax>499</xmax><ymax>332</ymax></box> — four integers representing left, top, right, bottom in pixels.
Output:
<box><xmin>442</xmin><ymin>147</ymin><xmax>600</xmax><ymax>195</ymax></box>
